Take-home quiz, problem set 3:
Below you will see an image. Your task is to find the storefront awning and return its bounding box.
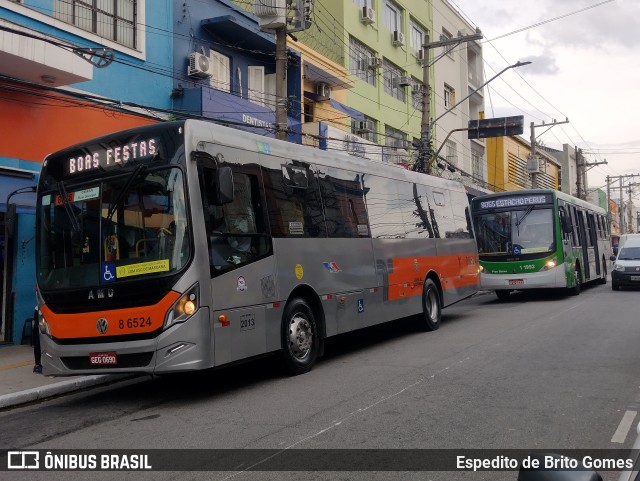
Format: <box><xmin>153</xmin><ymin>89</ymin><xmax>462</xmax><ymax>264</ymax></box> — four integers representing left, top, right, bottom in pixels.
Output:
<box><xmin>303</xmin><ymin>92</ymin><xmax>364</xmax><ymax>121</ymax></box>
<box><xmin>201</xmin><ymin>15</ymin><xmax>276</xmax><ymax>54</ymax></box>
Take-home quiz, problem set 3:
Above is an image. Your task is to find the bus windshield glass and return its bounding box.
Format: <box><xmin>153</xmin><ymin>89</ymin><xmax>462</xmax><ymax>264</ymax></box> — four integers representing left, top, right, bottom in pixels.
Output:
<box><xmin>474</xmin><ymin>207</ymin><xmax>555</xmax><ymax>257</ymax></box>
<box><xmin>37</xmin><ymin>167</ymin><xmax>190</xmax><ymax>290</ymax></box>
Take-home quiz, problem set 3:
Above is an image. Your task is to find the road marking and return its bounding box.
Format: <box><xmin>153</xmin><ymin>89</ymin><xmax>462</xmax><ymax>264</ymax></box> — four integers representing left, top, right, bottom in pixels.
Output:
<box><xmin>611</xmin><ymin>410</ymin><xmax>637</xmax><ymax>443</ymax></box>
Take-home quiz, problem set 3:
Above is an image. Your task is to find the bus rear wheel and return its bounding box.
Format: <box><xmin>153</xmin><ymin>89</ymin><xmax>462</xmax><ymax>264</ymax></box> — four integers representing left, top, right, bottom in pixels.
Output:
<box><xmin>418</xmin><ymin>279</ymin><xmax>441</xmax><ymax>331</ymax></box>
<box><xmin>598</xmin><ymin>258</ymin><xmax>607</xmax><ymax>284</ymax></box>
<box><xmin>280</xmin><ymin>298</ymin><xmax>319</xmax><ymax>375</ymax></box>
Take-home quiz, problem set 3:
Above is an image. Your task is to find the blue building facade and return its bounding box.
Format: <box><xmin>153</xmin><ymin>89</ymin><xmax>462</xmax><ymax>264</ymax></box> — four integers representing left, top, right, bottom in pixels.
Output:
<box><xmin>0</xmin><ymin>0</ymin><xmax>173</xmax><ymax>343</ymax></box>
<box><xmin>171</xmin><ymin>0</ymin><xmax>302</xmax><ymax>142</ymax></box>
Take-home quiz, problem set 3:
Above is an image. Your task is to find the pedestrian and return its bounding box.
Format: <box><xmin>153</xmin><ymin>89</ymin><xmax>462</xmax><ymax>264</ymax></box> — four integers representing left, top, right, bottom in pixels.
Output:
<box><xmin>32</xmin><ymin>305</ymin><xmax>42</xmax><ymax>374</ymax></box>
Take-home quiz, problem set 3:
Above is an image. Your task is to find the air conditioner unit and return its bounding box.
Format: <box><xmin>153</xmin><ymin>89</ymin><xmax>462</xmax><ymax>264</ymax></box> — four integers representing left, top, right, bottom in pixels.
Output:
<box><xmin>416</xmin><ymin>49</ymin><xmax>425</xmax><ymax>65</ymax></box>
<box><xmin>188</xmin><ymin>52</ymin><xmax>212</xmax><ymax>78</ymax></box>
<box><xmin>360</xmin><ymin>6</ymin><xmax>375</xmax><ymax>24</ymax></box>
<box><xmin>526</xmin><ymin>156</ymin><xmax>540</xmax><ymax>174</ymax></box>
<box><xmin>316</xmin><ymin>82</ymin><xmax>331</xmax><ymax>99</ymax></box>
<box><xmin>357</xmin><ymin>120</ymin><xmax>374</xmax><ymax>133</ymax></box>
<box><xmin>392</xmin><ymin>76</ymin><xmax>411</xmax><ymax>88</ymax></box>
<box><xmin>368</xmin><ymin>56</ymin><xmax>383</xmax><ymax>69</ymax></box>
<box><xmin>393</xmin><ymin>30</ymin><xmax>405</xmax><ymax>47</ymax></box>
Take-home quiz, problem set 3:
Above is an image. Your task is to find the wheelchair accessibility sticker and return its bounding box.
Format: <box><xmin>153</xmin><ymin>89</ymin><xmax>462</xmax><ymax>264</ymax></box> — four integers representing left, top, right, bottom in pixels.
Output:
<box><xmin>357</xmin><ymin>299</ymin><xmax>364</xmax><ymax>314</ymax></box>
<box><xmin>102</xmin><ymin>263</ymin><xmax>116</xmax><ymax>283</ymax></box>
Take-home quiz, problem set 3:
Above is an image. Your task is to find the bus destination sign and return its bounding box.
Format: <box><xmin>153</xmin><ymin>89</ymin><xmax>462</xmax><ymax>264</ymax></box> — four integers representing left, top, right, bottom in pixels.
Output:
<box><xmin>65</xmin><ymin>138</ymin><xmax>159</xmax><ymax>176</ymax></box>
<box><xmin>479</xmin><ymin>195</ymin><xmax>550</xmax><ymax>209</ymax></box>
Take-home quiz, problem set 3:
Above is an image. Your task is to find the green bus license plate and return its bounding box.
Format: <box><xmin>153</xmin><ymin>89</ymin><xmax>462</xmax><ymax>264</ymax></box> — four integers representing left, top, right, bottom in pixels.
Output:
<box><xmin>508</xmin><ymin>279</ymin><xmax>524</xmax><ymax>285</ymax></box>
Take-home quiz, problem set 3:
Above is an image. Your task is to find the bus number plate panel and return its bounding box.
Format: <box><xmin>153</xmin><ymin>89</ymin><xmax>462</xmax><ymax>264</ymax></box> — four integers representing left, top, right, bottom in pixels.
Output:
<box><xmin>508</xmin><ymin>279</ymin><xmax>524</xmax><ymax>285</ymax></box>
<box><xmin>89</xmin><ymin>352</ymin><xmax>117</xmax><ymax>365</ymax></box>
<box><xmin>631</xmin><ymin>276</ymin><xmax>640</xmax><ymax>281</ymax></box>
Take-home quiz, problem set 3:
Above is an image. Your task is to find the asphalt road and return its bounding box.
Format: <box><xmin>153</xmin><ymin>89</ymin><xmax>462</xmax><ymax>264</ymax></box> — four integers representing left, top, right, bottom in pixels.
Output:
<box><xmin>2</xmin><ymin>281</ymin><xmax>640</xmax><ymax>481</ymax></box>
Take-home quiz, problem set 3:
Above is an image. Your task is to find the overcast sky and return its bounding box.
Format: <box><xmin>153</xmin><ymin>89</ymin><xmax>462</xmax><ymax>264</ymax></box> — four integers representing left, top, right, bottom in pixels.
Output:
<box><xmin>447</xmin><ymin>0</ymin><xmax>639</xmax><ymax>192</ymax></box>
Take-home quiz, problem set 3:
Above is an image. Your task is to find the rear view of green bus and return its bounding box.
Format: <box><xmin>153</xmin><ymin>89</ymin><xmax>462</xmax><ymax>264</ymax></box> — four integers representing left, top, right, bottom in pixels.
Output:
<box><xmin>470</xmin><ymin>190</ymin><xmax>611</xmax><ymax>300</ymax></box>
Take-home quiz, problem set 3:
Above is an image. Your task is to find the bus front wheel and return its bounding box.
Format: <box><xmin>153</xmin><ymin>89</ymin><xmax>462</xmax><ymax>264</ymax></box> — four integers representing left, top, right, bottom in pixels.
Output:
<box><xmin>568</xmin><ymin>266</ymin><xmax>582</xmax><ymax>296</ymax></box>
<box><xmin>418</xmin><ymin>279</ymin><xmax>441</xmax><ymax>331</ymax></box>
<box><xmin>280</xmin><ymin>298</ymin><xmax>320</xmax><ymax>375</ymax></box>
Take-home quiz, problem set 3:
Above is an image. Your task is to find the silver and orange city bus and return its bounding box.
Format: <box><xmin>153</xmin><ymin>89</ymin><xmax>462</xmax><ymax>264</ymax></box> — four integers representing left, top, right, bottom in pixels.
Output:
<box><xmin>35</xmin><ymin>119</ymin><xmax>479</xmax><ymax>376</ymax></box>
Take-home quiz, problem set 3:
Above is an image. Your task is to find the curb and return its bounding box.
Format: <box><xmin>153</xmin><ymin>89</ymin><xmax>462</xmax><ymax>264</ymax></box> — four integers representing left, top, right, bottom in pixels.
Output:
<box><xmin>0</xmin><ymin>374</ymin><xmax>136</xmax><ymax>409</ymax></box>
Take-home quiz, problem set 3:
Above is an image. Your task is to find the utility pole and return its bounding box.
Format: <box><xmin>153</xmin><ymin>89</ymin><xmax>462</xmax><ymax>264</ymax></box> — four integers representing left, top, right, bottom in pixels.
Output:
<box><xmin>415</xmin><ymin>30</ymin><xmax>483</xmax><ymax>175</ymax></box>
<box><xmin>529</xmin><ymin>118</ymin><xmax>569</xmax><ymax>188</ymax></box>
<box><xmin>606</xmin><ymin>174</ymin><xmax>640</xmax><ymax>235</ymax></box>
<box><xmin>254</xmin><ymin>0</ymin><xmax>313</xmax><ymax>142</ymax></box>
<box><xmin>606</xmin><ymin>175</ymin><xmax>611</xmax><ymax>237</ymax></box>
<box><xmin>575</xmin><ymin>148</ymin><xmax>606</xmax><ymax>200</ymax></box>
<box><xmin>274</xmin><ymin>26</ymin><xmax>288</xmax><ymax>141</ymax></box>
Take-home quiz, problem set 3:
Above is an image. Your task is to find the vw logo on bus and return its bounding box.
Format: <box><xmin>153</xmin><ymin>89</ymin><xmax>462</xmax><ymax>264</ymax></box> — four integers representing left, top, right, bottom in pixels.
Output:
<box><xmin>96</xmin><ymin>318</ymin><xmax>109</xmax><ymax>334</ymax></box>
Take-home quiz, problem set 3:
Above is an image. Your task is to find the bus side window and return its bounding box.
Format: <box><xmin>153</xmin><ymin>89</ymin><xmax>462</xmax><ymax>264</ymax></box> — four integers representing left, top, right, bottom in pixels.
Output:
<box><xmin>260</xmin><ymin>157</ymin><xmax>326</xmax><ymax>238</ymax></box>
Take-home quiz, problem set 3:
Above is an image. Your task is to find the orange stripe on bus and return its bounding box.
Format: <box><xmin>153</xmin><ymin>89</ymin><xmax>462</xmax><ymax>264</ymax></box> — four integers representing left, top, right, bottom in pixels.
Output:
<box><xmin>42</xmin><ymin>291</ymin><xmax>181</xmax><ymax>339</ymax></box>
<box><xmin>386</xmin><ymin>254</ymin><xmax>479</xmax><ymax>301</ymax></box>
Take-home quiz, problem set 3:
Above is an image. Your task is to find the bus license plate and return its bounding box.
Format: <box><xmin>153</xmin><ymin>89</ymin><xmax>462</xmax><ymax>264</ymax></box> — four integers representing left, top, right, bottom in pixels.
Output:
<box><xmin>89</xmin><ymin>352</ymin><xmax>117</xmax><ymax>365</ymax></box>
<box><xmin>631</xmin><ymin>276</ymin><xmax>640</xmax><ymax>281</ymax></box>
<box><xmin>508</xmin><ymin>279</ymin><xmax>524</xmax><ymax>285</ymax></box>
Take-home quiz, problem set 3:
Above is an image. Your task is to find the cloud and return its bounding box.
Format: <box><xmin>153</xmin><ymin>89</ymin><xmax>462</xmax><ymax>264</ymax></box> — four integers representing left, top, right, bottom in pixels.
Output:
<box><xmin>520</xmin><ymin>0</ymin><xmax>640</xmax><ymax>51</ymax></box>
<box><xmin>518</xmin><ymin>52</ymin><xmax>559</xmax><ymax>75</ymax></box>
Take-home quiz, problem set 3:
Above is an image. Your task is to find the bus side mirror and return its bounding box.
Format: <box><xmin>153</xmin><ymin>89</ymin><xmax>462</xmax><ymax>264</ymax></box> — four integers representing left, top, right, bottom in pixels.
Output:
<box><xmin>610</xmin><ymin>255</ymin><xmax>616</xmax><ymax>261</ymax></box>
<box><xmin>215</xmin><ymin>167</ymin><xmax>234</xmax><ymax>204</ymax></box>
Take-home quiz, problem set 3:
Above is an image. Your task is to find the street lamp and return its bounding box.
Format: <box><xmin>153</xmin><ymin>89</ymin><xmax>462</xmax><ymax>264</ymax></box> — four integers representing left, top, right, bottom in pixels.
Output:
<box><xmin>415</xmin><ymin>60</ymin><xmax>531</xmax><ymax>174</ymax></box>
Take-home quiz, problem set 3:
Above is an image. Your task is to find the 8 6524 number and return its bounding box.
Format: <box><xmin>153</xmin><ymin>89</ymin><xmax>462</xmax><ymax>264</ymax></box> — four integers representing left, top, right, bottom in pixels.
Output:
<box><xmin>119</xmin><ymin>317</ymin><xmax>152</xmax><ymax>329</ymax></box>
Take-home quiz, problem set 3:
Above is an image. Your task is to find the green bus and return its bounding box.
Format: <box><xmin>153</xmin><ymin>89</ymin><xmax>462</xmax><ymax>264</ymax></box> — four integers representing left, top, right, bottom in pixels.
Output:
<box><xmin>470</xmin><ymin>189</ymin><xmax>611</xmax><ymax>300</ymax></box>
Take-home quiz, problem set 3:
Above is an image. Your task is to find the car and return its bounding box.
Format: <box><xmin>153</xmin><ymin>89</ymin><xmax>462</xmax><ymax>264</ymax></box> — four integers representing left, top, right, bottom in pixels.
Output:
<box><xmin>610</xmin><ymin>237</ymin><xmax>640</xmax><ymax>290</ymax></box>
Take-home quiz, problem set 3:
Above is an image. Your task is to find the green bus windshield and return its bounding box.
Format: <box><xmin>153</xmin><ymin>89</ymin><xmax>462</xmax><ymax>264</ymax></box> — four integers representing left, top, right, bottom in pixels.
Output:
<box><xmin>473</xmin><ymin>207</ymin><xmax>555</xmax><ymax>257</ymax></box>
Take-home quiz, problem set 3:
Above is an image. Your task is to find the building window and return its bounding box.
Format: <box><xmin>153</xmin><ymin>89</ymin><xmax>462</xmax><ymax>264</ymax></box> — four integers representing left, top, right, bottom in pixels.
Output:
<box><xmin>383</xmin><ymin>1</ymin><xmax>402</xmax><ymax>33</ymax></box>
<box><xmin>444</xmin><ymin>84</ymin><xmax>455</xmax><ymax>108</ymax></box>
<box><xmin>441</xmin><ymin>27</ymin><xmax>454</xmax><ymax>58</ymax></box>
<box><xmin>384</xmin><ymin>125</ymin><xmax>408</xmax><ymax>164</ymax></box>
<box><xmin>210</xmin><ymin>51</ymin><xmax>230</xmax><ymax>93</ymax></box>
<box><xmin>383</xmin><ymin>59</ymin><xmax>405</xmax><ymax>102</ymax></box>
<box><xmin>472</xmin><ymin>152</ymin><xmax>482</xmax><ymax>181</ymax></box>
<box><xmin>351</xmin><ymin>115</ymin><xmax>377</xmax><ymax>143</ymax></box>
<box><xmin>446</xmin><ymin>140</ymin><xmax>457</xmax><ymax>167</ymax></box>
<box><xmin>410</xmin><ymin>21</ymin><xmax>427</xmax><ymax>53</ymax></box>
<box><xmin>350</xmin><ymin>37</ymin><xmax>377</xmax><ymax>86</ymax></box>
<box><xmin>54</xmin><ymin>0</ymin><xmax>137</xmax><ymax>48</ymax></box>
<box><xmin>410</xmin><ymin>78</ymin><xmax>423</xmax><ymax>111</ymax></box>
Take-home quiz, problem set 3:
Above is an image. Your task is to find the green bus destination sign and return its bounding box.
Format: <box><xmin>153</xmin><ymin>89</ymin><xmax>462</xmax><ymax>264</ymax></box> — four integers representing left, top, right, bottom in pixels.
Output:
<box><xmin>65</xmin><ymin>138</ymin><xmax>159</xmax><ymax>176</ymax></box>
<box><xmin>479</xmin><ymin>195</ymin><xmax>550</xmax><ymax>209</ymax></box>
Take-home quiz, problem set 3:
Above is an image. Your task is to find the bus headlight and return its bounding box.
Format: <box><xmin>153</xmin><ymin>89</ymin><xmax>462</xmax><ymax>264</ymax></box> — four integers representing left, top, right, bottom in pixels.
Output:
<box><xmin>614</xmin><ymin>264</ymin><xmax>625</xmax><ymax>272</ymax></box>
<box><xmin>164</xmin><ymin>283</ymin><xmax>199</xmax><ymax>330</ymax></box>
<box><xmin>540</xmin><ymin>258</ymin><xmax>557</xmax><ymax>271</ymax></box>
<box><xmin>478</xmin><ymin>265</ymin><xmax>484</xmax><ymax>273</ymax></box>
<box><xmin>39</xmin><ymin>316</ymin><xmax>51</xmax><ymax>337</ymax></box>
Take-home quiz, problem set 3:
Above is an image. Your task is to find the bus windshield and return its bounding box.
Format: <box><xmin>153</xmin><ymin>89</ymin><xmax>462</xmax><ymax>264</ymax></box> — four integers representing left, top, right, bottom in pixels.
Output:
<box><xmin>474</xmin><ymin>207</ymin><xmax>555</xmax><ymax>257</ymax></box>
<box><xmin>37</xmin><ymin>167</ymin><xmax>190</xmax><ymax>290</ymax></box>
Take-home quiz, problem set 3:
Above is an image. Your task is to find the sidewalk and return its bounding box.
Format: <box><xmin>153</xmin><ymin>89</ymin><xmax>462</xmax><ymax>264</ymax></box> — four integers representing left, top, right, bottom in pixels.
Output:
<box><xmin>0</xmin><ymin>343</ymin><xmax>135</xmax><ymax>409</ymax></box>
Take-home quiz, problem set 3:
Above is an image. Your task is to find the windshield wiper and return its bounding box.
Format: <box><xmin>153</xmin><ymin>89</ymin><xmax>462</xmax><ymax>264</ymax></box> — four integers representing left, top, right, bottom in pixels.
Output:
<box><xmin>107</xmin><ymin>165</ymin><xmax>146</xmax><ymax>221</ymax></box>
<box><xmin>515</xmin><ymin>205</ymin><xmax>535</xmax><ymax>227</ymax></box>
<box><xmin>514</xmin><ymin>205</ymin><xmax>535</xmax><ymax>237</ymax></box>
<box><xmin>57</xmin><ymin>181</ymin><xmax>81</xmax><ymax>232</ymax></box>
